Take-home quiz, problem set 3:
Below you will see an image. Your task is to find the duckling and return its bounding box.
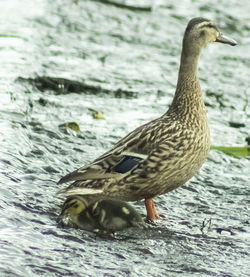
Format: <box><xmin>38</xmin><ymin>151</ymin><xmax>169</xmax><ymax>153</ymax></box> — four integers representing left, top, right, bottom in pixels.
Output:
<box><xmin>57</xmin><ymin>196</ymin><xmax>146</xmax><ymax>232</ymax></box>
<box><xmin>57</xmin><ymin>195</ymin><xmax>97</xmax><ymax>230</ymax></box>
<box><xmin>57</xmin><ymin>18</ymin><xmax>237</xmax><ymax>221</ymax></box>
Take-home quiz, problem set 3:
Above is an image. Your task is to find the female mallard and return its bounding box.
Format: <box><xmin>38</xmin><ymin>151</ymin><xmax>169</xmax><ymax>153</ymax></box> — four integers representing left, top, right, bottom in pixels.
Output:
<box><xmin>57</xmin><ymin>196</ymin><xmax>145</xmax><ymax>232</ymax></box>
<box><xmin>58</xmin><ymin>18</ymin><xmax>236</xmax><ymax>221</ymax></box>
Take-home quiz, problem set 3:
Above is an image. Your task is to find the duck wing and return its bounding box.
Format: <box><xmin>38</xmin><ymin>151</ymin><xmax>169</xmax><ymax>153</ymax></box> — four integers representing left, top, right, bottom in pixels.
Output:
<box><xmin>57</xmin><ymin>119</ymin><xmax>155</xmax><ymax>194</ymax></box>
<box><xmin>57</xmin><ymin>151</ymin><xmax>147</xmax><ymax>185</ymax></box>
<box><xmin>57</xmin><ymin>151</ymin><xmax>148</xmax><ymax>196</ymax></box>
<box><xmin>57</xmin><ymin>117</ymin><xmax>173</xmax><ymax>197</ymax></box>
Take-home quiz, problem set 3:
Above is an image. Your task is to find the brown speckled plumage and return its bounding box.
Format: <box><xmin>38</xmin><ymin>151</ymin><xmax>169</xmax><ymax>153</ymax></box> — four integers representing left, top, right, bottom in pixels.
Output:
<box><xmin>57</xmin><ymin>18</ymin><xmax>236</xmax><ymax>214</ymax></box>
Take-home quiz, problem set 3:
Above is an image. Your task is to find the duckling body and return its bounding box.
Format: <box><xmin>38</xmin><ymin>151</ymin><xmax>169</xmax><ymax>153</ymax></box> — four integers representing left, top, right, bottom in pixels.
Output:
<box><xmin>57</xmin><ymin>18</ymin><xmax>236</xmax><ymax>220</ymax></box>
<box><xmin>58</xmin><ymin>196</ymin><xmax>145</xmax><ymax>232</ymax></box>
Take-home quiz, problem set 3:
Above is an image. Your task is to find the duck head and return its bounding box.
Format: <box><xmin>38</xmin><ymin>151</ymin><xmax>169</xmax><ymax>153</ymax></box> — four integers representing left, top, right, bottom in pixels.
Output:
<box><xmin>183</xmin><ymin>17</ymin><xmax>237</xmax><ymax>53</ymax></box>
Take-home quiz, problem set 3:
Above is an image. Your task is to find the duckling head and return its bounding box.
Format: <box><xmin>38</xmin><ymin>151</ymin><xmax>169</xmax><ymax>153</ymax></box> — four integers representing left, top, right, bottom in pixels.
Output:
<box><xmin>57</xmin><ymin>196</ymin><xmax>89</xmax><ymax>227</ymax></box>
<box><xmin>183</xmin><ymin>17</ymin><xmax>237</xmax><ymax>54</ymax></box>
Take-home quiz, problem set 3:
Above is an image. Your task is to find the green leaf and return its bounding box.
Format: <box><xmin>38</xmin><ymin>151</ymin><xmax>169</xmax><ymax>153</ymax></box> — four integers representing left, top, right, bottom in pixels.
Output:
<box><xmin>211</xmin><ymin>146</ymin><xmax>250</xmax><ymax>159</ymax></box>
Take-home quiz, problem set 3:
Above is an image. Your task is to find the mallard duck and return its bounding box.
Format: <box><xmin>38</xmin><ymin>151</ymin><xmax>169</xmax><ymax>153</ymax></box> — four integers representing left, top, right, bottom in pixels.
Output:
<box><xmin>57</xmin><ymin>196</ymin><xmax>146</xmax><ymax>232</ymax></box>
<box><xmin>57</xmin><ymin>18</ymin><xmax>236</xmax><ymax>221</ymax></box>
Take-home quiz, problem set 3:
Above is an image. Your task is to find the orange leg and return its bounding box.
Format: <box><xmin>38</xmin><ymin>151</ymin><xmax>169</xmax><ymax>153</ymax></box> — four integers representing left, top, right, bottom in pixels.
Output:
<box><xmin>145</xmin><ymin>198</ymin><xmax>159</xmax><ymax>221</ymax></box>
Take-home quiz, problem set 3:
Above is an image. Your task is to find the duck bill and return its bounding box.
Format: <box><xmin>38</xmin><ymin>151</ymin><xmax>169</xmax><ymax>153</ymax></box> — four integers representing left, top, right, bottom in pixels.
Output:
<box><xmin>216</xmin><ymin>33</ymin><xmax>237</xmax><ymax>46</ymax></box>
<box><xmin>57</xmin><ymin>213</ymin><xmax>64</xmax><ymax>224</ymax></box>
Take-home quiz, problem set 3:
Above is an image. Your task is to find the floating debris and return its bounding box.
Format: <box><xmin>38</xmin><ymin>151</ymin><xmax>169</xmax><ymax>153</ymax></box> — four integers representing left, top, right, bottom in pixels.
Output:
<box><xmin>216</xmin><ymin>228</ymin><xmax>235</xmax><ymax>236</ymax></box>
<box><xmin>17</xmin><ymin>76</ymin><xmax>138</xmax><ymax>98</ymax></box>
<box><xmin>38</xmin><ymin>97</ymin><xmax>48</xmax><ymax>106</ymax></box>
<box><xmin>201</xmin><ymin>218</ymin><xmax>213</xmax><ymax>235</ymax></box>
<box><xmin>201</xmin><ymin>219</ymin><xmax>235</xmax><ymax>236</ymax></box>
<box><xmin>92</xmin><ymin>110</ymin><xmax>105</xmax><ymax>120</ymax></box>
<box><xmin>229</xmin><ymin>121</ymin><xmax>246</xmax><ymax>128</ymax></box>
<box><xmin>95</xmin><ymin>0</ymin><xmax>152</xmax><ymax>12</ymax></box>
<box><xmin>58</xmin><ymin>121</ymin><xmax>80</xmax><ymax>134</ymax></box>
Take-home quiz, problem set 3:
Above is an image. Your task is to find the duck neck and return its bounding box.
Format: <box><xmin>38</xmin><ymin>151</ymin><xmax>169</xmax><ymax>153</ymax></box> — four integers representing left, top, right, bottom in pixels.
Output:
<box><xmin>168</xmin><ymin>43</ymin><xmax>206</xmax><ymax>122</ymax></box>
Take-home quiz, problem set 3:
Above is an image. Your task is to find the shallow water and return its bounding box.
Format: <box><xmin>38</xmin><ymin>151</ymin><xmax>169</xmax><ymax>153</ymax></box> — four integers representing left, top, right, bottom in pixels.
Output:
<box><xmin>0</xmin><ymin>0</ymin><xmax>250</xmax><ymax>276</ymax></box>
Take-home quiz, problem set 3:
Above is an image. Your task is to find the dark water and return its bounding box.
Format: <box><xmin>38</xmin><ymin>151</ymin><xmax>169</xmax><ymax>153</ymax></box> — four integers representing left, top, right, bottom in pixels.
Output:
<box><xmin>1</xmin><ymin>0</ymin><xmax>250</xmax><ymax>276</ymax></box>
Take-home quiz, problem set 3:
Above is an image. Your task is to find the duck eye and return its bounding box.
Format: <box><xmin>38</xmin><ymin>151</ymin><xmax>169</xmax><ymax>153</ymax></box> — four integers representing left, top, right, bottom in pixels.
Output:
<box><xmin>200</xmin><ymin>30</ymin><xmax>205</xmax><ymax>37</ymax></box>
<box><xmin>207</xmin><ymin>23</ymin><xmax>214</xmax><ymax>28</ymax></box>
<box><xmin>73</xmin><ymin>203</ymin><xmax>79</xmax><ymax>208</ymax></box>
